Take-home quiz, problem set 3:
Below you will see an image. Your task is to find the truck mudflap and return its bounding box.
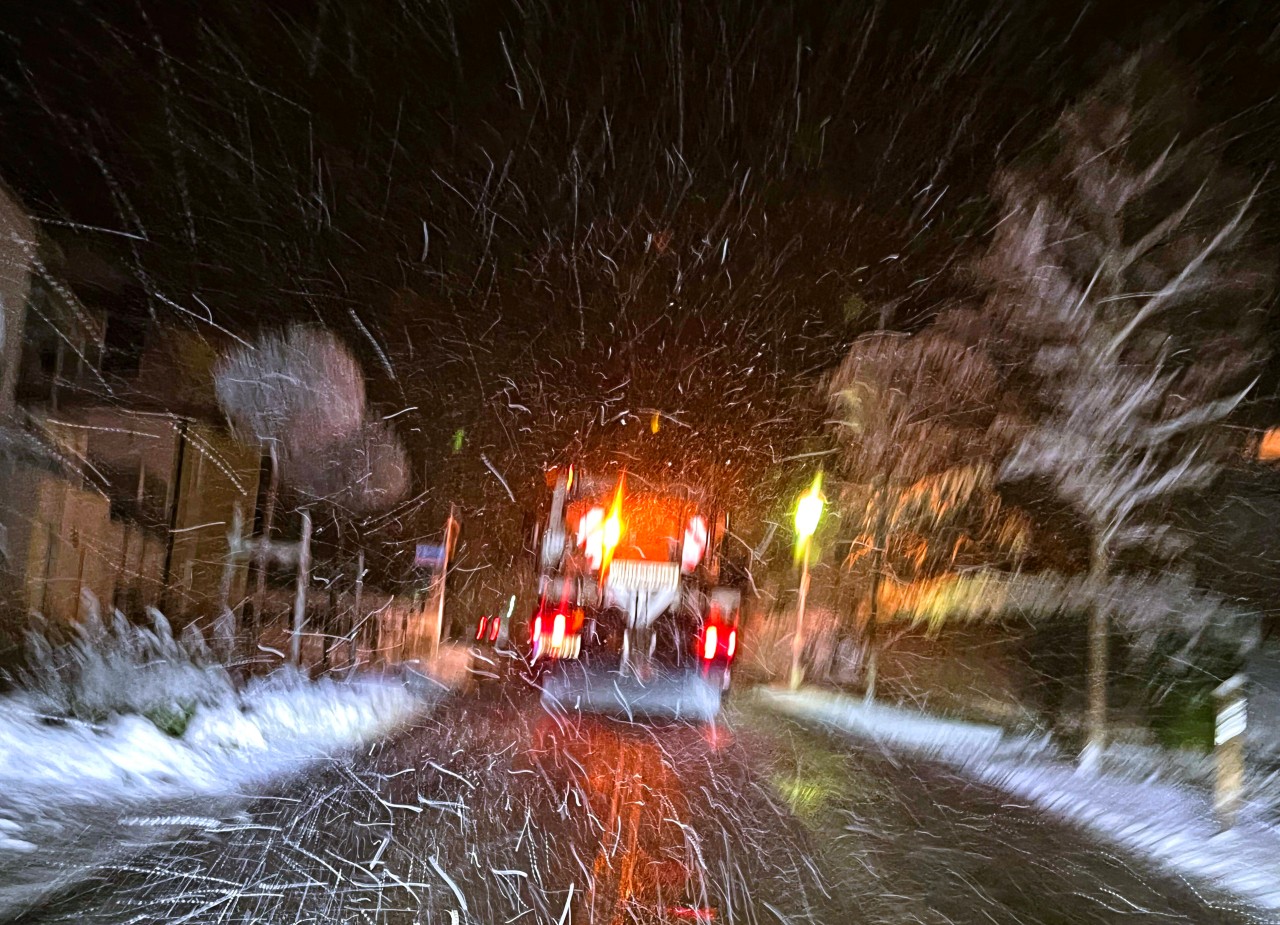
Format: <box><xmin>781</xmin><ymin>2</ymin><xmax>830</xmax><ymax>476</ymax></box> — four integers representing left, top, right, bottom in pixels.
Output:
<box><xmin>539</xmin><ymin>662</ymin><xmax>722</xmax><ymax>723</ymax></box>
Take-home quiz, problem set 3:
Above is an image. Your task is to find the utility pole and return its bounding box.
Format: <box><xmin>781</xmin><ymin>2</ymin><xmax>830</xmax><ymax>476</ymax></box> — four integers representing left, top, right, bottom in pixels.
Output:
<box><xmin>433</xmin><ymin>505</ymin><xmax>458</xmax><ymax>659</ymax></box>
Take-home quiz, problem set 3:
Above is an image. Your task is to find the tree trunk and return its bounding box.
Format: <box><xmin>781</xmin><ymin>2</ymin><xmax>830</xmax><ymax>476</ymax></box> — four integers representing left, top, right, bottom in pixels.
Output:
<box><xmin>290</xmin><ymin>506</ymin><xmax>312</xmax><ymax>667</ymax></box>
<box><xmin>254</xmin><ymin>443</ymin><xmax>279</xmax><ymax>630</ymax></box>
<box><xmin>863</xmin><ymin>586</ymin><xmax>879</xmax><ymax>703</ymax></box>
<box><xmin>350</xmin><ymin>547</ymin><xmax>364</xmax><ymax>671</ymax></box>
<box><xmin>324</xmin><ymin>582</ymin><xmax>337</xmax><ymax>670</ymax></box>
<box><xmin>1080</xmin><ymin>540</ymin><xmax>1110</xmax><ymax>773</ymax></box>
<box><xmin>863</xmin><ymin>500</ymin><xmax>887</xmax><ymax>703</ymax></box>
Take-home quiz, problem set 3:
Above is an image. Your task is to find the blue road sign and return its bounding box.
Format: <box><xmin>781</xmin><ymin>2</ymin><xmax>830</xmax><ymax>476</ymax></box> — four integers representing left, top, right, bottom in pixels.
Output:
<box><xmin>415</xmin><ymin>543</ymin><xmax>445</xmax><ymax>568</ymax></box>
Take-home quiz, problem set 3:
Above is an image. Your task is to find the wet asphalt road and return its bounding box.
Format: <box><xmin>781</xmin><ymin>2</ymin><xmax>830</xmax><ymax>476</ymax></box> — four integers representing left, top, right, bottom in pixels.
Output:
<box><xmin>10</xmin><ymin>684</ymin><xmax>1265</xmax><ymax>925</ymax></box>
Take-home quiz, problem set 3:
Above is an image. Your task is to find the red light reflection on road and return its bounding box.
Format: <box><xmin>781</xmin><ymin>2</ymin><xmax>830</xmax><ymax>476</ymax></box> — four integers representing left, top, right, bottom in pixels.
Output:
<box><xmin>524</xmin><ymin>715</ymin><xmax>721</xmax><ymax>924</ymax></box>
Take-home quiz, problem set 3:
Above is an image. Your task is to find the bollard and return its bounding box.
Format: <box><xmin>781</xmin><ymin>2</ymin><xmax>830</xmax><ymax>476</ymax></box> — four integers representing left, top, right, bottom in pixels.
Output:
<box><xmin>1213</xmin><ymin>673</ymin><xmax>1247</xmax><ymax>830</ymax></box>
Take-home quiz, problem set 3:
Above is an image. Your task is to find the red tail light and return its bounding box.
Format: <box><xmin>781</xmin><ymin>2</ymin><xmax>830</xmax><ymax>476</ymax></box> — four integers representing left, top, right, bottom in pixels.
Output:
<box><xmin>702</xmin><ymin>625</ymin><xmax>718</xmax><ymax>661</ymax></box>
<box><xmin>476</xmin><ymin>616</ymin><xmax>488</xmax><ymax>640</ymax></box>
<box><xmin>551</xmin><ymin>612</ymin><xmax>566</xmax><ymax>647</ymax></box>
<box><xmin>489</xmin><ymin>618</ymin><xmax>500</xmax><ymax>642</ymax></box>
<box><xmin>726</xmin><ymin>628</ymin><xmax>737</xmax><ymax>660</ymax></box>
<box><xmin>668</xmin><ymin>907</ymin><xmax>716</xmax><ymax>921</ymax></box>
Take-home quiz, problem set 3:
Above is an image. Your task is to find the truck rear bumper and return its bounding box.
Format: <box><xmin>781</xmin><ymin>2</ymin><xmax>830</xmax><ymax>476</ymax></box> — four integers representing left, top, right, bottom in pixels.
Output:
<box><xmin>539</xmin><ymin>663</ymin><xmax>722</xmax><ymax>722</ymax></box>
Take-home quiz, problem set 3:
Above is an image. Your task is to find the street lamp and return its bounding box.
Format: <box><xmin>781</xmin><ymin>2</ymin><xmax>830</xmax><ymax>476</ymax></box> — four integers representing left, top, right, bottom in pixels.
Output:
<box><xmin>790</xmin><ymin>473</ymin><xmax>824</xmax><ymax>691</ymax></box>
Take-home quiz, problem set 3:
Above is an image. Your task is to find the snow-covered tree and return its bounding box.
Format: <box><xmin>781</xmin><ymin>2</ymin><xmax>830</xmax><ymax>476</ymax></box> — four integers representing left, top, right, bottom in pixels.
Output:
<box><xmin>283</xmin><ymin>417</ymin><xmax>409</xmax><ymax>667</ymax></box>
<box><xmin>286</xmin><ymin>417</ymin><xmax>409</xmax><ymax>517</ymax></box>
<box><xmin>213</xmin><ymin>325</ymin><xmax>366</xmax><ymax>458</ymax></box>
<box><xmin>827</xmin><ymin>311</ymin><xmax>1031</xmax><ymax>696</ymax></box>
<box><xmin>983</xmin><ymin>59</ymin><xmax>1273</xmax><ymax>768</ymax></box>
<box><xmin>213</xmin><ymin>325</ymin><xmax>391</xmax><ymax>658</ymax></box>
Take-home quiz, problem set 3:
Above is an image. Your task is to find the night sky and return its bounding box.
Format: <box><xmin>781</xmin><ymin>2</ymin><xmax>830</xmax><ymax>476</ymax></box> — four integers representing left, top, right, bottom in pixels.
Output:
<box><xmin>4</xmin><ymin>0</ymin><xmax>1280</xmax><ymax>595</ymax></box>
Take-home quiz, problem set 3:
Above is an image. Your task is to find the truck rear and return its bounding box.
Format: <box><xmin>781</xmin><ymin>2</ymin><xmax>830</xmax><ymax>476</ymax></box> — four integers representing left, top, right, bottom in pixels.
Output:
<box><xmin>528</xmin><ymin>467</ymin><xmax>742</xmax><ymax>721</ymax></box>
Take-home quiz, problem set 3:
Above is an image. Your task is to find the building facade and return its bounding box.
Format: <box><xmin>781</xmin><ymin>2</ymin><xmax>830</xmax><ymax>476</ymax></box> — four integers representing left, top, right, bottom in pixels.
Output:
<box><xmin>0</xmin><ymin>180</ymin><xmax>261</xmax><ymax>651</ymax></box>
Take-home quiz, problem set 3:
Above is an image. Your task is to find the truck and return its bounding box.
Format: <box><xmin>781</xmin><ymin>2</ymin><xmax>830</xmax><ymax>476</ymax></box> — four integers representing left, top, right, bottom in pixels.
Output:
<box><xmin>527</xmin><ymin>465</ymin><xmax>742</xmax><ymax>720</ymax></box>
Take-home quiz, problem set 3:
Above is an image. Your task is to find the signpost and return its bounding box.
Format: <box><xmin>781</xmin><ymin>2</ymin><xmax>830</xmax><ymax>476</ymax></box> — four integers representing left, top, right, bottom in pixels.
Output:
<box><xmin>221</xmin><ymin>500</ymin><xmax>313</xmax><ymax>666</ymax></box>
<box><xmin>414</xmin><ymin>507</ymin><xmax>459</xmax><ymax>660</ymax></box>
<box><xmin>1214</xmin><ymin>674</ymin><xmax>1247</xmax><ymax>829</ymax></box>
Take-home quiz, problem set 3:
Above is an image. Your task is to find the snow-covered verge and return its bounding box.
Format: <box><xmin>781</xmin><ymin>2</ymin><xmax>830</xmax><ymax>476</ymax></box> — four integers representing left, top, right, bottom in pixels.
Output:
<box><xmin>757</xmin><ymin>687</ymin><xmax>1280</xmax><ymax>918</ymax></box>
<box><xmin>753</xmin><ymin>687</ymin><xmax>1031</xmax><ymax>762</ymax></box>
<box><xmin>0</xmin><ymin>669</ymin><xmax>426</xmax><ymax>845</ymax></box>
<box><xmin>1</xmin><ymin>608</ymin><xmax>436</xmax><ymax>819</ymax></box>
<box><xmin>0</xmin><ymin>666</ymin><xmax>436</xmax><ymax>920</ymax></box>
<box><xmin>0</xmin><ymin>607</ymin><xmax>445</xmax><ymax>922</ymax></box>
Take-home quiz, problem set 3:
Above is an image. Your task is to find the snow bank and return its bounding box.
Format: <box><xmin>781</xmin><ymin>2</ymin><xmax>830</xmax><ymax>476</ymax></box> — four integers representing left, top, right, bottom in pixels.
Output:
<box><xmin>0</xmin><ymin>667</ymin><xmax>434</xmax><ymax>920</ymax></box>
<box><xmin>976</xmin><ymin>761</ymin><xmax>1280</xmax><ymax>912</ymax></box>
<box><xmin>0</xmin><ymin>608</ymin><xmax>441</xmax><ymax>918</ymax></box>
<box><xmin>0</xmin><ymin>669</ymin><xmax>425</xmax><ymax>820</ymax></box>
<box><xmin>1</xmin><ymin>606</ymin><xmax>435</xmax><ymax>819</ymax></box>
<box><xmin>757</xmin><ymin>687</ymin><xmax>1042</xmax><ymax>763</ymax></box>
<box><xmin>17</xmin><ymin>607</ymin><xmax>235</xmax><ymax>728</ymax></box>
<box><xmin>758</xmin><ymin>687</ymin><xmax>1280</xmax><ymax>916</ymax></box>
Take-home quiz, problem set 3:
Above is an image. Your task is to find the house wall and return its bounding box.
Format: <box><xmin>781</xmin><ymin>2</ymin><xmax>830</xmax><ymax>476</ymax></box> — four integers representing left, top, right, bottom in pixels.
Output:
<box><xmin>164</xmin><ymin>421</ymin><xmax>260</xmax><ymax>618</ymax></box>
<box><xmin>0</xmin><ymin>183</ymin><xmax>261</xmax><ymax>645</ymax></box>
<box><xmin>0</xmin><ymin>182</ymin><xmax>33</xmax><ymax>417</ymax></box>
<box><xmin>3</xmin><ymin>410</ymin><xmax>260</xmax><ymax>630</ymax></box>
<box><xmin>11</xmin><ymin>466</ymin><xmax>161</xmax><ymax>623</ymax></box>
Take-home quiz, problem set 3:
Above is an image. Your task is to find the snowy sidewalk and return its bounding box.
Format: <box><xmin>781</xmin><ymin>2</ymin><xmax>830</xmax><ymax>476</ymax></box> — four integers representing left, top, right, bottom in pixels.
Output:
<box><xmin>0</xmin><ymin>669</ymin><xmax>438</xmax><ymax>919</ymax></box>
<box><xmin>757</xmin><ymin>687</ymin><xmax>1280</xmax><ymax>919</ymax></box>
<box><xmin>0</xmin><ymin>671</ymin><xmax>434</xmax><ymax>815</ymax></box>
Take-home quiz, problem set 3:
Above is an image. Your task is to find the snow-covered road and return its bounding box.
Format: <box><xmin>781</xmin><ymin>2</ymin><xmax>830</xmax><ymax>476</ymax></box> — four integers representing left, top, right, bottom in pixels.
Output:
<box><xmin>8</xmin><ymin>684</ymin><xmax>1257</xmax><ymax>925</ymax></box>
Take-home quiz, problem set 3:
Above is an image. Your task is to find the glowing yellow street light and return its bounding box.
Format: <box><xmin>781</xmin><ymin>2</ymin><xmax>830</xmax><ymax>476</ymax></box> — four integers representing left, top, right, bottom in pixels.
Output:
<box><xmin>795</xmin><ymin>474</ymin><xmax>825</xmax><ymax>544</ymax></box>
<box><xmin>790</xmin><ymin>472</ymin><xmax>824</xmax><ymax>691</ymax></box>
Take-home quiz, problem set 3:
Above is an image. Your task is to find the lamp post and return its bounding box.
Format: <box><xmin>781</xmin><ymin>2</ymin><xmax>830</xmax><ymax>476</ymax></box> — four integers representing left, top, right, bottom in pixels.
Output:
<box><xmin>789</xmin><ymin>473</ymin><xmax>824</xmax><ymax>691</ymax></box>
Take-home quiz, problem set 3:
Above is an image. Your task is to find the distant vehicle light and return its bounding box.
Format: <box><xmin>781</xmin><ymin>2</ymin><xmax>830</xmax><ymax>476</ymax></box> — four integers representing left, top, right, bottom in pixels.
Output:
<box><xmin>552</xmin><ymin>612</ymin><xmax>566</xmax><ymax>647</ymax></box>
<box><xmin>726</xmin><ymin>628</ymin><xmax>737</xmax><ymax>659</ymax></box>
<box><xmin>476</xmin><ymin>616</ymin><xmax>489</xmax><ymax>640</ymax></box>
<box><xmin>703</xmin><ymin>625</ymin><xmax>718</xmax><ymax>661</ymax></box>
<box><xmin>489</xmin><ymin>617</ymin><xmax>500</xmax><ymax>642</ymax></box>
<box><xmin>532</xmin><ymin>615</ymin><xmax>542</xmax><ymax>641</ymax></box>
